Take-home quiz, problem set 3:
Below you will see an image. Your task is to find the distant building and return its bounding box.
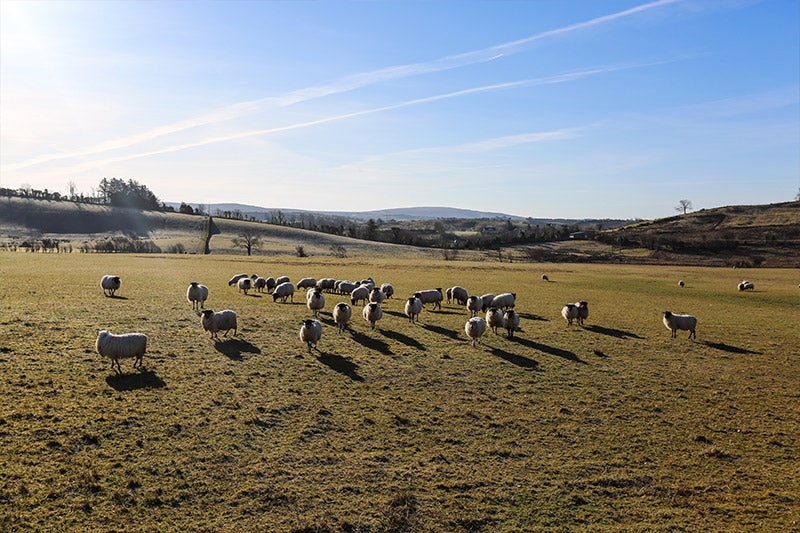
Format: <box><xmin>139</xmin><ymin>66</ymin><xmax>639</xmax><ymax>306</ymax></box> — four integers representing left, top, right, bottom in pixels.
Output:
<box><xmin>569</xmin><ymin>231</ymin><xmax>587</xmax><ymax>240</ymax></box>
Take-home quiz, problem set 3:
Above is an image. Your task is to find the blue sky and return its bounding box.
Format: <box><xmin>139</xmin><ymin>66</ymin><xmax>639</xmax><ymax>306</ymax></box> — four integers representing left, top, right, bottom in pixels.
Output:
<box><xmin>1</xmin><ymin>0</ymin><xmax>798</xmax><ymax>219</ymax></box>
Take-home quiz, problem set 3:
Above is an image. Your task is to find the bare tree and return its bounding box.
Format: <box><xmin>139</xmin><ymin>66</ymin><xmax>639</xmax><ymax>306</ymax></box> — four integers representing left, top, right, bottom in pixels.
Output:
<box><xmin>231</xmin><ymin>230</ymin><xmax>261</xmax><ymax>256</ymax></box>
<box><xmin>675</xmin><ymin>199</ymin><xmax>693</xmax><ymax>214</ymax></box>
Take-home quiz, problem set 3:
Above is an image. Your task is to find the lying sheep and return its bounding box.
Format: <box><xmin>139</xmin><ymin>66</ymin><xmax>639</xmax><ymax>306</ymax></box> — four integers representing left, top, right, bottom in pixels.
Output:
<box><xmin>200</xmin><ymin>309</ymin><xmax>238</xmax><ymax>339</ymax></box>
<box><xmin>369</xmin><ymin>287</ymin><xmax>386</xmax><ymax>304</ymax></box>
<box><xmin>237</xmin><ymin>277</ymin><xmax>252</xmax><ymax>295</ymax></box>
<box><xmin>466</xmin><ymin>295</ymin><xmax>483</xmax><ymax>317</ymax></box>
<box><xmin>465</xmin><ymin>317</ymin><xmax>487</xmax><ymax>347</ymax></box>
<box><xmin>228</xmin><ymin>273</ymin><xmax>248</xmax><ymax>286</ymax></box>
<box><xmin>350</xmin><ymin>285</ymin><xmax>370</xmax><ymax>306</ymax></box>
<box><xmin>738</xmin><ymin>280</ymin><xmax>754</xmax><ymax>291</ymax></box>
<box><xmin>299</xmin><ymin>319</ymin><xmax>323</xmax><ymax>355</ymax></box>
<box><xmin>333</xmin><ymin>302</ymin><xmax>352</xmax><ymax>333</ymax></box>
<box><xmin>101</xmin><ymin>275</ymin><xmax>121</xmax><ymax>297</ymax></box>
<box><xmin>662</xmin><ymin>311</ymin><xmax>697</xmax><ymax>339</ymax></box>
<box><xmin>186</xmin><ymin>281</ymin><xmax>209</xmax><ymax>310</ymax></box>
<box><xmin>306</xmin><ymin>287</ymin><xmax>325</xmax><ymax>317</ymax></box>
<box><xmin>449</xmin><ymin>286</ymin><xmax>469</xmax><ymax>306</ymax></box>
<box><xmin>414</xmin><ymin>289</ymin><xmax>443</xmax><ymax>311</ymax></box>
<box><xmin>380</xmin><ymin>283</ymin><xmax>394</xmax><ymax>299</ymax></box>
<box><xmin>542</xmin><ymin>274</ymin><xmax>549</xmax><ymax>282</ymax></box>
<box><xmin>491</xmin><ymin>293</ymin><xmax>516</xmax><ymax>310</ymax></box>
<box><xmin>503</xmin><ymin>309</ymin><xmax>520</xmax><ymax>338</ymax></box>
<box><xmin>404</xmin><ymin>296</ymin><xmax>423</xmax><ymax>323</ymax></box>
<box><xmin>362</xmin><ymin>302</ymin><xmax>383</xmax><ymax>330</ymax></box>
<box><xmin>486</xmin><ymin>307</ymin><xmax>504</xmax><ymax>335</ymax></box>
<box><xmin>272</xmin><ymin>282</ymin><xmax>295</xmax><ymax>303</ymax></box>
<box><xmin>297</xmin><ymin>277</ymin><xmax>317</xmax><ymax>290</ymax></box>
<box><xmin>561</xmin><ymin>301</ymin><xmax>589</xmax><ymax>326</ymax></box>
<box><xmin>678</xmin><ymin>280</ymin><xmax>685</xmax><ymax>288</ymax></box>
<box><xmin>95</xmin><ymin>330</ymin><xmax>147</xmax><ymax>374</ymax></box>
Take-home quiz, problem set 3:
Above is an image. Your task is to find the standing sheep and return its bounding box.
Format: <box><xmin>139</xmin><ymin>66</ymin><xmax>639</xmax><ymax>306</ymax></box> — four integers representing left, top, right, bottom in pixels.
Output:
<box><xmin>306</xmin><ymin>287</ymin><xmax>325</xmax><ymax>317</ymax></box>
<box><xmin>272</xmin><ymin>282</ymin><xmax>295</xmax><ymax>303</ymax></box>
<box><xmin>275</xmin><ymin>276</ymin><xmax>291</xmax><ymax>286</ymax></box>
<box><xmin>380</xmin><ymin>283</ymin><xmax>394</xmax><ymax>299</ymax></box>
<box><xmin>228</xmin><ymin>273</ymin><xmax>248</xmax><ymax>286</ymax></box>
<box><xmin>186</xmin><ymin>281</ymin><xmax>209</xmax><ymax>310</ymax></box>
<box><xmin>362</xmin><ymin>302</ymin><xmax>383</xmax><ymax>330</ymax></box>
<box><xmin>503</xmin><ymin>309</ymin><xmax>520</xmax><ymax>338</ymax></box>
<box><xmin>491</xmin><ymin>293</ymin><xmax>516</xmax><ymax>310</ymax></box>
<box><xmin>561</xmin><ymin>301</ymin><xmax>588</xmax><ymax>326</ymax></box>
<box><xmin>101</xmin><ymin>275</ymin><xmax>121</xmax><ymax>297</ymax></box>
<box><xmin>738</xmin><ymin>280</ymin><xmax>755</xmax><ymax>291</ymax></box>
<box><xmin>95</xmin><ymin>330</ymin><xmax>147</xmax><ymax>373</ymax></box>
<box><xmin>466</xmin><ymin>295</ymin><xmax>484</xmax><ymax>317</ymax></box>
<box><xmin>414</xmin><ymin>289</ymin><xmax>443</xmax><ymax>311</ymax></box>
<box><xmin>480</xmin><ymin>294</ymin><xmax>496</xmax><ymax>310</ymax></box>
<box><xmin>369</xmin><ymin>287</ymin><xmax>386</xmax><ymax>304</ymax></box>
<box><xmin>299</xmin><ymin>319</ymin><xmax>323</xmax><ymax>355</ymax></box>
<box><xmin>333</xmin><ymin>302</ymin><xmax>352</xmax><ymax>333</ymax></box>
<box><xmin>404</xmin><ymin>296</ymin><xmax>423</xmax><ymax>323</ymax></box>
<box><xmin>449</xmin><ymin>286</ymin><xmax>469</xmax><ymax>306</ymax></box>
<box><xmin>200</xmin><ymin>309</ymin><xmax>238</xmax><ymax>339</ymax></box>
<box><xmin>350</xmin><ymin>285</ymin><xmax>370</xmax><ymax>306</ymax></box>
<box><xmin>678</xmin><ymin>280</ymin><xmax>685</xmax><ymax>288</ymax></box>
<box><xmin>465</xmin><ymin>317</ymin><xmax>487</xmax><ymax>347</ymax></box>
<box><xmin>265</xmin><ymin>277</ymin><xmax>277</xmax><ymax>293</ymax></box>
<box><xmin>297</xmin><ymin>277</ymin><xmax>317</xmax><ymax>291</ymax></box>
<box><xmin>252</xmin><ymin>276</ymin><xmax>268</xmax><ymax>293</ymax></box>
<box><xmin>662</xmin><ymin>311</ymin><xmax>697</xmax><ymax>339</ymax></box>
<box><xmin>237</xmin><ymin>277</ymin><xmax>252</xmax><ymax>295</ymax></box>
<box><xmin>486</xmin><ymin>307</ymin><xmax>504</xmax><ymax>335</ymax></box>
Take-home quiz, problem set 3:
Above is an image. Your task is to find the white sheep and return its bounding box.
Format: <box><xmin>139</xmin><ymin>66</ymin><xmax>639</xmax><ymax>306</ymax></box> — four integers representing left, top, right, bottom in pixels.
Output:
<box><xmin>237</xmin><ymin>277</ymin><xmax>252</xmax><ymax>295</ymax></box>
<box><xmin>350</xmin><ymin>285</ymin><xmax>370</xmax><ymax>306</ymax></box>
<box><xmin>362</xmin><ymin>302</ymin><xmax>383</xmax><ymax>330</ymax></box>
<box><xmin>228</xmin><ymin>273</ymin><xmax>248</xmax><ymax>286</ymax></box>
<box><xmin>333</xmin><ymin>302</ymin><xmax>352</xmax><ymax>333</ymax></box>
<box><xmin>186</xmin><ymin>281</ymin><xmax>209</xmax><ymax>310</ymax></box>
<box><xmin>486</xmin><ymin>307</ymin><xmax>504</xmax><ymax>335</ymax></box>
<box><xmin>738</xmin><ymin>280</ymin><xmax>754</xmax><ymax>291</ymax></box>
<box><xmin>465</xmin><ymin>317</ymin><xmax>487</xmax><ymax>347</ymax></box>
<box><xmin>200</xmin><ymin>309</ymin><xmax>238</xmax><ymax>339</ymax></box>
<box><xmin>380</xmin><ymin>283</ymin><xmax>394</xmax><ymax>299</ymax></box>
<box><xmin>299</xmin><ymin>319</ymin><xmax>323</xmax><ymax>355</ymax></box>
<box><xmin>466</xmin><ymin>295</ymin><xmax>484</xmax><ymax>317</ymax></box>
<box><xmin>306</xmin><ymin>287</ymin><xmax>325</xmax><ymax>317</ymax></box>
<box><xmin>503</xmin><ymin>309</ymin><xmax>520</xmax><ymax>338</ymax></box>
<box><xmin>561</xmin><ymin>301</ymin><xmax>588</xmax><ymax>326</ymax></box>
<box><xmin>480</xmin><ymin>293</ymin><xmax>496</xmax><ymax>310</ymax></box>
<box><xmin>404</xmin><ymin>296</ymin><xmax>423</xmax><ymax>323</ymax></box>
<box><xmin>101</xmin><ymin>275</ymin><xmax>121</xmax><ymax>297</ymax></box>
<box><xmin>662</xmin><ymin>311</ymin><xmax>697</xmax><ymax>339</ymax></box>
<box><xmin>337</xmin><ymin>281</ymin><xmax>357</xmax><ymax>295</ymax></box>
<box><xmin>369</xmin><ymin>287</ymin><xmax>386</xmax><ymax>304</ymax></box>
<box><xmin>358</xmin><ymin>277</ymin><xmax>375</xmax><ymax>290</ymax></box>
<box><xmin>414</xmin><ymin>289</ymin><xmax>443</xmax><ymax>311</ymax></box>
<box><xmin>449</xmin><ymin>286</ymin><xmax>469</xmax><ymax>306</ymax></box>
<box><xmin>678</xmin><ymin>280</ymin><xmax>685</xmax><ymax>288</ymax></box>
<box><xmin>272</xmin><ymin>282</ymin><xmax>295</xmax><ymax>303</ymax></box>
<box><xmin>95</xmin><ymin>330</ymin><xmax>147</xmax><ymax>374</ymax></box>
<box><xmin>445</xmin><ymin>287</ymin><xmax>453</xmax><ymax>304</ymax></box>
<box><xmin>317</xmin><ymin>278</ymin><xmax>337</xmax><ymax>292</ymax></box>
<box><xmin>275</xmin><ymin>276</ymin><xmax>290</xmax><ymax>286</ymax></box>
<box><xmin>297</xmin><ymin>277</ymin><xmax>317</xmax><ymax>290</ymax></box>
<box><xmin>491</xmin><ymin>293</ymin><xmax>516</xmax><ymax>310</ymax></box>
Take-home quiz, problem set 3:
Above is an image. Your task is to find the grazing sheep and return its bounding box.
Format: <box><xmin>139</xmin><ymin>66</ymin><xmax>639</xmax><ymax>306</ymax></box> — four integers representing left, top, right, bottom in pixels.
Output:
<box><xmin>333</xmin><ymin>302</ymin><xmax>352</xmax><ymax>333</ymax></box>
<box><xmin>662</xmin><ymin>311</ymin><xmax>697</xmax><ymax>339</ymax></box>
<box><xmin>542</xmin><ymin>274</ymin><xmax>549</xmax><ymax>282</ymax></box>
<box><xmin>101</xmin><ymin>275</ymin><xmax>121</xmax><ymax>297</ymax></box>
<box><xmin>466</xmin><ymin>295</ymin><xmax>484</xmax><ymax>317</ymax></box>
<box><xmin>350</xmin><ymin>285</ymin><xmax>370</xmax><ymax>306</ymax></box>
<box><xmin>299</xmin><ymin>319</ymin><xmax>323</xmax><ymax>355</ymax></box>
<box><xmin>404</xmin><ymin>296</ymin><xmax>423</xmax><ymax>323</ymax></box>
<box><xmin>337</xmin><ymin>281</ymin><xmax>357</xmax><ymax>295</ymax></box>
<box><xmin>738</xmin><ymin>280</ymin><xmax>755</xmax><ymax>291</ymax></box>
<box><xmin>362</xmin><ymin>302</ymin><xmax>383</xmax><ymax>330</ymax></box>
<box><xmin>465</xmin><ymin>317</ymin><xmax>487</xmax><ymax>347</ymax></box>
<box><xmin>486</xmin><ymin>307</ymin><xmax>504</xmax><ymax>335</ymax></box>
<box><xmin>297</xmin><ymin>277</ymin><xmax>317</xmax><ymax>291</ymax></box>
<box><xmin>317</xmin><ymin>278</ymin><xmax>337</xmax><ymax>292</ymax></box>
<box><xmin>228</xmin><ymin>273</ymin><xmax>248</xmax><ymax>286</ymax></box>
<box><xmin>95</xmin><ymin>330</ymin><xmax>147</xmax><ymax>374</ymax></box>
<box><xmin>369</xmin><ymin>287</ymin><xmax>386</xmax><ymax>304</ymax></box>
<box><xmin>358</xmin><ymin>277</ymin><xmax>375</xmax><ymax>290</ymax></box>
<box><xmin>275</xmin><ymin>276</ymin><xmax>290</xmax><ymax>286</ymax></box>
<box><xmin>449</xmin><ymin>286</ymin><xmax>469</xmax><ymax>306</ymax></box>
<box><xmin>272</xmin><ymin>282</ymin><xmax>295</xmax><ymax>303</ymax></box>
<box><xmin>414</xmin><ymin>289</ymin><xmax>443</xmax><ymax>311</ymax></box>
<box><xmin>186</xmin><ymin>281</ymin><xmax>209</xmax><ymax>310</ymax></box>
<box><xmin>480</xmin><ymin>294</ymin><xmax>496</xmax><ymax>310</ymax></box>
<box><xmin>252</xmin><ymin>276</ymin><xmax>267</xmax><ymax>292</ymax></box>
<box><xmin>561</xmin><ymin>301</ymin><xmax>588</xmax><ymax>326</ymax></box>
<box><xmin>200</xmin><ymin>309</ymin><xmax>238</xmax><ymax>339</ymax></box>
<box><xmin>306</xmin><ymin>287</ymin><xmax>325</xmax><ymax>317</ymax></box>
<box><xmin>503</xmin><ymin>309</ymin><xmax>520</xmax><ymax>338</ymax></box>
<box><xmin>265</xmin><ymin>277</ymin><xmax>277</xmax><ymax>293</ymax></box>
<box><xmin>237</xmin><ymin>277</ymin><xmax>252</xmax><ymax>295</ymax></box>
<box><xmin>380</xmin><ymin>283</ymin><xmax>394</xmax><ymax>299</ymax></box>
<box><xmin>678</xmin><ymin>280</ymin><xmax>685</xmax><ymax>288</ymax></box>
<box><xmin>491</xmin><ymin>293</ymin><xmax>516</xmax><ymax>310</ymax></box>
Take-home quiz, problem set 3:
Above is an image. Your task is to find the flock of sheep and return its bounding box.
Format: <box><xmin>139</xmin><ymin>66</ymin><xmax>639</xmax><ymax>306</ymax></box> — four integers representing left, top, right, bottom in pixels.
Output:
<box><xmin>94</xmin><ymin>272</ymin><xmax>768</xmax><ymax>373</ymax></box>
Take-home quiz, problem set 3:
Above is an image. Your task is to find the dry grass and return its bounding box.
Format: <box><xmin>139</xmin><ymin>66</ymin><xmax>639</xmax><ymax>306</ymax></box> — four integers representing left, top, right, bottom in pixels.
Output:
<box><xmin>0</xmin><ymin>253</ymin><xmax>798</xmax><ymax>531</ymax></box>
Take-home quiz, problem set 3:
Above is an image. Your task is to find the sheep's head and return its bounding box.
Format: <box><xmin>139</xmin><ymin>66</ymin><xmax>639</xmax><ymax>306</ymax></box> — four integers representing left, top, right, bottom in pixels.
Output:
<box><xmin>663</xmin><ymin>311</ymin><xmax>672</xmax><ymax>318</ymax></box>
<box><xmin>200</xmin><ymin>310</ymin><xmax>214</xmax><ymax>319</ymax></box>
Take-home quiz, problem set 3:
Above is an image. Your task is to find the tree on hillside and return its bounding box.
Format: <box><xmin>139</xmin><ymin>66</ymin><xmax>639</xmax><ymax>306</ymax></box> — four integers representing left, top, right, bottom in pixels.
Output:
<box><xmin>98</xmin><ymin>178</ymin><xmax>160</xmax><ymax>210</ymax></box>
<box><xmin>231</xmin><ymin>230</ymin><xmax>261</xmax><ymax>256</ymax></box>
<box><xmin>675</xmin><ymin>199</ymin><xmax>693</xmax><ymax>214</ymax></box>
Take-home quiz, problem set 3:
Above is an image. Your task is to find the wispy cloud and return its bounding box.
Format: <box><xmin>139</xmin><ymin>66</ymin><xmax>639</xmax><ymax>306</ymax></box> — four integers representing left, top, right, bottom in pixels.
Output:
<box><xmin>2</xmin><ymin>0</ymin><xmax>681</xmax><ymax>173</ymax></box>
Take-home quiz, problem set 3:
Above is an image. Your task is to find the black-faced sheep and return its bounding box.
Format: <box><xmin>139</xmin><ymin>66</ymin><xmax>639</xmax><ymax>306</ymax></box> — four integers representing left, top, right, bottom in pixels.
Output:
<box><xmin>200</xmin><ymin>309</ymin><xmax>238</xmax><ymax>339</ymax></box>
<box><xmin>738</xmin><ymin>280</ymin><xmax>754</xmax><ymax>291</ymax></box>
<box><xmin>449</xmin><ymin>286</ymin><xmax>469</xmax><ymax>306</ymax></box>
<box><xmin>369</xmin><ymin>287</ymin><xmax>386</xmax><ymax>304</ymax></box>
<box><xmin>272</xmin><ymin>282</ymin><xmax>294</xmax><ymax>303</ymax></box>
<box><xmin>237</xmin><ymin>277</ymin><xmax>252</xmax><ymax>295</ymax></box>
<box><xmin>101</xmin><ymin>275</ymin><xmax>121</xmax><ymax>297</ymax></box>
<box><xmin>404</xmin><ymin>296</ymin><xmax>423</xmax><ymax>323</ymax></box>
<box><xmin>380</xmin><ymin>283</ymin><xmax>394</xmax><ymax>299</ymax></box>
<box><xmin>333</xmin><ymin>302</ymin><xmax>352</xmax><ymax>333</ymax></box>
<box><xmin>362</xmin><ymin>302</ymin><xmax>383</xmax><ymax>330</ymax></box>
<box><xmin>491</xmin><ymin>293</ymin><xmax>516</xmax><ymax>310</ymax></box>
<box><xmin>561</xmin><ymin>301</ymin><xmax>588</xmax><ymax>326</ymax></box>
<box><xmin>95</xmin><ymin>330</ymin><xmax>147</xmax><ymax>373</ymax></box>
<box><xmin>662</xmin><ymin>311</ymin><xmax>697</xmax><ymax>339</ymax></box>
<box><xmin>306</xmin><ymin>287</ymin><xmax>325</xmax><ymax>317</ymax></box>
<box><xmin>503</xmin><ymin>309</ymin><xmax>520</xmax><ymax>338</ymax></box>
<box><xmin>187</xmin><ymin>281</ymin><xmax>209</xmax><ymax>310</ymax></box>
<box><xmin>414</xmin><ymin>289</ymin><xmax>443</xmax><ymax>311</ymax></box>
<box><xmin>465</xmin><ymin>317</ymin><xmax>487</xmax><ymax>347</ymax></box>
<box><xmin>228</xmin><ymin>273</ymin><xmax>248</xmax><ymax>286</ymax></box>
<box><xmin>299</xmin><ymin>319</ymin><xmax>323</xmax><ymax>355</ymax></box>
<box><xmin>486</xmin><ymin>307</ymin><xmax>504</xmax><ymax>335</ymax></box>
<box><xmin>297</xmin><ymin>277</ymin><xmax>317</xmax><ymax>290</ymax></box>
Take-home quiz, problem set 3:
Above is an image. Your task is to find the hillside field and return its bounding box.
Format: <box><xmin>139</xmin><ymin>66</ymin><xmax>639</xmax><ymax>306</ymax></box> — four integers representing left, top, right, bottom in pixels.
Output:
<box><xmin>0</xmin><ymin>253</ymin><xmax>798</xmax><ymax>531</ymax></box>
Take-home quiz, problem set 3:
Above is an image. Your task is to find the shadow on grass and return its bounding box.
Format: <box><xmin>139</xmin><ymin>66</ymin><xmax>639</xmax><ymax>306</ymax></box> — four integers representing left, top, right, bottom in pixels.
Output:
<box><xmin>490</xmin><ymin>348</ymin><xmax>540</xmax><ymax>369</ymax></box>
<box><xmin>317</xmin><ymin>352</ymin><xmax>364</xmax><ymax>382</ymax></box>
<box><xmin>584</xmin><ymin>325</ymin><xmax>644</xmax><ymax>339</ymax></box>
<box><xmin>382</xmin><ymin>329</ymin><xmax>426</xmax><ymax>351</ymax></box>
<box><xmin>511</xmin><ymin>337</ymin><xmax>587</xmax><ymax>364</ymax></box>
<box><xmin>423</xmin><ymin>324</ymin><xmax>461</xmax><ymax>341</ymax></box>
<box><xmin>383</xmin><ymin>309</ymin><xmax>408</xmax><ymax>319</ymax></box>
<box><xmin>428</xmin><ymin>309</ymin><xmax>462</xmax><ymax>316</ymax></box>
<box><xmin>105</xmin><ymin>295</ymin><xmax>129</xmax><ymax>300</ymax></box>
<box><xmin>351</xmin><ymin>331</ymin><xmax>392</xmax><ymax>355</ymax></box>
<box><xmin>517</xmin><ymin>312</ymin><xmax>548</xmax><ymax>322</ymax></box>
<box><xmin>106</xmin><ymin>369</ymin><xmax>166</xmax><ymax>391</ymax></box>
<box><xmin>702</xmin><ymin>341</ymin><xmax>762</xmax><ymax>355</ymax></box>
<box><xmin>213</xmin><ymin>339</ymin><xmax>261</xmax><ymax>360</ymax></box>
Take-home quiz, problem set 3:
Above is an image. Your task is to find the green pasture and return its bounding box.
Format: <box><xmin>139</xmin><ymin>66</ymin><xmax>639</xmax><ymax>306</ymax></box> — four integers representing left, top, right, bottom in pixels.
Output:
<box><xmin>0</xmin><ymin>253</ymin><xmax>798</xmax><ymax>531</ymax></box>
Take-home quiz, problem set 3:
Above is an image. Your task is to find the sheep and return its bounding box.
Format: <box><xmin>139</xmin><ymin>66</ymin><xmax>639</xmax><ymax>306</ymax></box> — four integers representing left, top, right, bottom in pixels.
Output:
<box><xmin>738</xmin><ymin>280</ymin><xmax>754</xmax><ymax>291</ymax></box>
<box><xmin>186</xmin><ymin>281</ymin><xmax>209</xmax><ymax>310</ymax></box>
<box><xmin>299</xmin><ymin>319</ymin><xmax>323</xmax><ymax>355</ymax></box>
<box><xmin>275</xmin><ymin>276</ymin><xmax>290</xmax><ymax>286</ymax></box>
<box><xmin>228</xmin><ymin>273</ymin><xmax>248</xmax><ymax>286</ymax></box>
<box><xmin>542</xmin><ymin>274</ymin><xmax>549</xmax><ymax>282</ymax></box>
<box><xmin>445</xmin><ymin>287</ymin><xmax>453</xmax><ymax>304</ymax></box>
<box><xmin>200</xmin><ymin>309</ymin><xmax>238</xmax><ymax>339</ymax></box>
<box><xmin>414</xmin><ymin>288</ymin><xmax>443</xmax><ymax>311</ymax></box>
<box><xmin>101</xmin><ymin>275</ymin><xmax>121</xmax><ymax>297</ymax></box>
<box><xmin>449</xmin><ymin>286</ymin><xmax>469</xmax><ymax>306</ymax></box>
<box><xmin>95</xmin><ymin>330</ymin><xmax>147</xmax><ymax>374</ymax></box>
<box><xmin>486</xmin><ymin>307</ymin><xmax>504</xmax><ymax>335</ymax></box>
<box><xmin>265</xmin><ymin>277</ymin><xmax>277</xmax><ymax>293</ymax></box>
<box><xmin>306</xmin><ymin>287</ymin><xmax>325</xmax><ymax>317</ymax></box>
<box><xmin>561</xmin><ymin>301</ymin><xmax>588</xmax><ymax>326</ymax></box>
<box><xmin>491</xmin><ymin>293</ymin><xmax>516</xmax><ymax>310</ymax></box>
<box><xmin>317</xmin><ymin>278</ymin><xmax>337</xmax><ymax>292</ymax></box>
<box><xmin>503</xmin><ymin>309</ymin><xmax>520</xmax><ymax>338</ymax></box>
<box><xmin>337</xmin><ymin>281</ymin><xmax>357</xmax><ymax>295</ymax></box>
<box><xmin>466</xmin><ymin>295</ymin><xmax>483</xmax><ymax>317</ymax></box>
<box><xmin>362</xmin><ymin>302</ymin><xmax>383</xmax><ymax>330</ymax></box>
<box><xmin>333</xmin><ymin>302</ymin><xmax>352</xmax><ymax>333</ymax></box>
<box><xmin>272</xmin><ymin>282</ymin><xmax>295</xmax><ymax>303</ymax></box>
<box><xmin>369</xmin><ymin>287</ymin><xmax>386</xmax><ymax>304</ymax></box>
<box><xmin>380</xmin><ymin>283</ymin><xmax>394</xmax><ymax>299</ymax></box>
<box><xmin>297</xmin><ymin>277</ymin><xmax>317</xmax><ymax>291</ymax></box>
<box><xmin>678</xmin><ymin>280</ymin><xmax>685</xmax><ymax>288</ymax></box>
<box><xmin>358</xmin><ymin>277</ymin><xmax>375</xmax><ymax>290</ymax></box>
<box><xmin>662</xmin><ymin>311</ymin><xmax>697</xmax><ymax>339</ymax></box>
<box><xmin>465</xmin><ymin>317</ymin><xmax>487</xmax><ymax>347</ymax></box>
<box><xmin>252</xmin><ymin>276</ymin><xmax>267</xmax><ymax>292</ymax></box>
<box><xmin>237</xmin><ymin>277</ymin><xmax>252</xmax><ymax>295</ymax></box>
<box><xmin>480</xmin><ymin>293</ymin><xmax>496</xmax><ymax>310</ymax></box>
<box><xmin>350</xmin><ymin>285</ymin><xmax>370</xmax><ymax>306</ymax></box>
<box><xmin>404</xmin><ymin>296</ymin><xmax>423</xmax><ymax>323</ymax></box>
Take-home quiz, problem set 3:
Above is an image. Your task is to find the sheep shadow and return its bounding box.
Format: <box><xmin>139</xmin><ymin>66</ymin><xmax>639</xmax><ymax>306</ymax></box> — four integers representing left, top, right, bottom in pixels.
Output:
<box><xmin>106</xmin><ymin>369</ymin><xmax>166</xmax><ymax>391</ymax></box>
<box><xmin>428</xmin><ymin>309</ymin><xmax>462</xmax><ymax>316</ymax></box>
<box><xmin>702</xmin><ymin>341</ymin><xmax>762</xmax><ymax>355</ymax></box>
<box><xmin>584</xmin><ymin>325</ymin><xmax>644</xmax><ymax>339</ymax></box>
<box><xmin>351</xmin><ymin>332</ymin><xmax>393</xmax><ymax>355</ymax></box>
<box><xmin>423</xmin><ymin>324</ymin><xmax>461</xmax><ymax>341</ymax></box>
<box><xmin>383</xmin><ymin>309</ymin><xmax>407</xmax><ymax>319</ymax></box>
<box><xmin>316</xmin><ymin>352</ymin><xmax>364</xmax><ymax>382</ymax></box>
<box><xmin>382</xmin><ymin>329</ymin><xmax>426</xmax><ymax>351</ymax></box>
<box><xmin>104</xmin><ymin>295</ymin><xmax>129</xmax><ymax>300</ymax></box>
<box><xmin>490</xmin><ymin>348</ymin><xmax>540</xmax><ymax>370</ymax></box>
<box><xmin>517</xmin><ymin>312</ymin><xmax>548</xmax><ymax>322</ymax></box>
<box><xmin>213</xmin><ymin>339</ymin><xmax>261</xmax><ymax>360</ymax></box>
<box><xmin>511</xmin><ymin>337</ymin><xmax>587</xmax><ymax>364</ymax></box>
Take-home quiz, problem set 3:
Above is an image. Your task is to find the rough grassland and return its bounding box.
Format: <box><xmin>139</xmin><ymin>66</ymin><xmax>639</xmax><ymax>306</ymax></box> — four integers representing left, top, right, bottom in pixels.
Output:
<box><xmin>0</xmin><ymin>253</ymin><xmax>798</xmax><ymax>532</ymax></box>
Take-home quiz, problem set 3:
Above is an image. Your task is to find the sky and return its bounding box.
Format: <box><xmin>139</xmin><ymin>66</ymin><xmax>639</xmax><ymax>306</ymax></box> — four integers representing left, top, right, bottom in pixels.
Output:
<box><xmin>1</xmin><ymin>0</ymin><xmax>798</xmax><ymax>220</ymax></box>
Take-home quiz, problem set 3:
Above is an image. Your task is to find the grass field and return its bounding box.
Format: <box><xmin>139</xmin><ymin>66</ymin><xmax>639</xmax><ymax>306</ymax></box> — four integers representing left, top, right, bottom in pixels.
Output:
<box><xmin>0</xmin><ymin>253</ymin><xmax>798</xmax><ymax>531</ymax></box>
